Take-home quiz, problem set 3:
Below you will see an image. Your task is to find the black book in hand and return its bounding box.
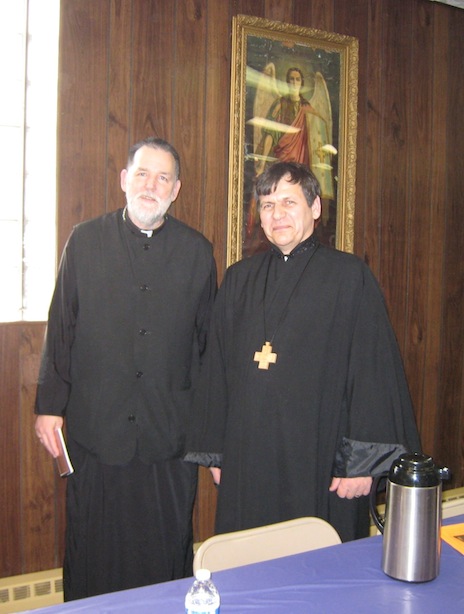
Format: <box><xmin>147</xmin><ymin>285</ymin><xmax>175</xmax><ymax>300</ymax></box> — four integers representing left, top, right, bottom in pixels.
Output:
<box><xmin>54</xmin><ymin>427</ymin><xmax>74</xmax><ymax>477</ymax></box>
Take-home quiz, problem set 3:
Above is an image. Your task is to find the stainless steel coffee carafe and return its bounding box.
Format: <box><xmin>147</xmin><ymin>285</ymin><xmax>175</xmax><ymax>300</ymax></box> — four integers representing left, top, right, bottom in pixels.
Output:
<box><xmin>370</xmin><ymin>452</ymin><xmax>450</xmax><ymax>582</ymax></box>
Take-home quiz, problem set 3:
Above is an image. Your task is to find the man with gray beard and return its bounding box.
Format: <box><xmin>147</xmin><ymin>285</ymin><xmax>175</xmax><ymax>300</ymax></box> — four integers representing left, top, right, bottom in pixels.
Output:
<box><xmin>34</xmin><ymin>137</ymin><xmax>217</xmax><ymax>600</ymax></box>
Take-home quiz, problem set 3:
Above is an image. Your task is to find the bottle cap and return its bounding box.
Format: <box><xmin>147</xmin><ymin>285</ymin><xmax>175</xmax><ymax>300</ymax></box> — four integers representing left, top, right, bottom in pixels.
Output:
<box><xmin>195</xmin><ymin>568</ymin><xmax>212</xmax><ymax>581</ymax></box>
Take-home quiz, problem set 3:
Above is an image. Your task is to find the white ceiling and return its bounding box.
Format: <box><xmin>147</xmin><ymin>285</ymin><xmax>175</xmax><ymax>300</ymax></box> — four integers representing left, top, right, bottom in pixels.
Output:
<box><xmin>429</xmin><ymin>0</ymin><xmax>464</xmax><ymax>8</ymax></box>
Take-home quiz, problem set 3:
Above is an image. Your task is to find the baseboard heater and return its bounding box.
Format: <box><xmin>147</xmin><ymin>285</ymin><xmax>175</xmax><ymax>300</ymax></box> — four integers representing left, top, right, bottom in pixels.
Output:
<box><xmin>0</xmin><ymin>568</ymin><xmax>63</xmax><ymax>613</ymax></box>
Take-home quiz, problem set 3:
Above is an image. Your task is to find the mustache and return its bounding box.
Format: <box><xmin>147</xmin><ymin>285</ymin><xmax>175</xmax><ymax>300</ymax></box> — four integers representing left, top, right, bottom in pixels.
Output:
<box><xmin>137</xmin><ymin>192</ymin><xmax>160</xmax><ymax>202</ymax></box>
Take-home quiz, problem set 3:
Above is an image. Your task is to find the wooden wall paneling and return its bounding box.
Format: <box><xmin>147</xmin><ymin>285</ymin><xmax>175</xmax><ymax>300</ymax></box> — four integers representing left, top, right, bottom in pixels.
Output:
<box><xmin>359</xmin><ymin>0</ymin><xmax>383</xmax><ymax>275</ymax></box>
<box><xmin>201</xmin><ymin>0</ymin><xmax>231</xmax><ymax>276</ymax></box>
<box><xmin>0</xmin><ymin>325</ymin><xmax>21</xmax><ymax>578</ymax></box>
<box><xmin>280</xmin><ymin>0</ymin><xmax>336</xmax><ymax>31</ymax></box>
<box><xmin>233</xmin><ymin>0</ymin><xmax>265</xmax><ymax>20</ymax></box>
<box><xmin>20</xmin><ymin>324</ymin><xmax>60</xmax><ymax>572</ymax></box>
<box><xmin>436</xmin><ymin>8</ymin><xmax>464</xmax><ymax>485</ymax></box>
<box><xmin>377</xmin><ymin>0</ymin><xmax>412</xmax><ymax>349</ymax></box>
<box><xmin>264</xmin><ymin>0</ymin><xmax>294</xmax><ymax>24</ymax></box>
<box><xmin>402</xmin><ymin>0</ymin><xmax>435</xmax><ymax>445</ymax></box>
<box><xmin>130</xmin><ymin>1</ymin><xmax>175</xmax><ymax>143</ymax></box>
<box><xmin>309</xmin><ymin>0</ymin><xmax>334</xmax><ymax>32</ymax></box>
<box><xmin>292</xmin><ymin>0</ymin><xmax>312</xmax><ymax>27</ymax></box>
<box><xmin>171</xmin><ymin>0</ymin><xmax>208</xmax><ymax>231</ymax></box>
<box><xmin>449</xmin><ymin>7</ymin><xmax>464</xmax><ymax>486</ymax></box>
<box><xmin>106</xmin><ymin>0</ymin><xmax>133</xmax><ymax>213</ymax></box>
<box><xmin>129</xmin><ymin>1</ymin><xmax>179</xmax><ymax>226</ymax></box>
<box><xmin>57</xmin><ymin>1</ymin><xmax>111</xmax><ymax>253</ymax></box>
<box><xmin>420</xmin><ymin>5</ymin><xmax>449</xmax><ymax>460</ymax></box>
<box><xmin>333</xmin><ymin>0</ymin><xmax>370</xmax><ymax>261</ymax></box>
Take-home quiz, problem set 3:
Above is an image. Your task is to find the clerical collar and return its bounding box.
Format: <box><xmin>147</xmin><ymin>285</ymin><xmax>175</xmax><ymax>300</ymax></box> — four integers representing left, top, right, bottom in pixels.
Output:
<box><xmin>121</xmin><ymin>206</ymin><xmax>167</xmax><ymax>238</ymax></box>
<box><xmin>270</xmin><ymin>233</ymin><xmax>319</xmax><ymax>261</ymax></box>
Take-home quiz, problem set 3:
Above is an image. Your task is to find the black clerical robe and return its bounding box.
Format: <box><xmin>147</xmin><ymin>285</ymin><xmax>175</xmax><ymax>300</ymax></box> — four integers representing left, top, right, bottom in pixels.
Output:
<box><xmin>188</xmin><ymin>236</ymin><xmax>420</xmax><ymax>541</ymax></box>
<box><xmin>35</xmin><ymin>209</ymin><xmax>217</xmax><ymax>598</ymax></box>
<box><xmin>36</xmin><ymin>210</ymin><xmax>216</xmax><ymax>464</ymax></box>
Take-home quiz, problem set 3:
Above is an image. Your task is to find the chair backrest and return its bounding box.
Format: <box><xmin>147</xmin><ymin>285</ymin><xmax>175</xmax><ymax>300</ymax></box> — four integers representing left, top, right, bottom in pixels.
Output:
<box><xmin>193</xmin><ymin>516</ymin><xmax>341</xmax><ymax>573</ymax></box>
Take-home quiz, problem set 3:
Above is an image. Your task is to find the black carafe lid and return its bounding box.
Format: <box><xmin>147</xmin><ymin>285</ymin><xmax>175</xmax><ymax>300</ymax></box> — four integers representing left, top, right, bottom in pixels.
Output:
<box><xmin>389</xmin><ymin>452</ymin><xmax>450</xmax><ymax>487</ymax></box>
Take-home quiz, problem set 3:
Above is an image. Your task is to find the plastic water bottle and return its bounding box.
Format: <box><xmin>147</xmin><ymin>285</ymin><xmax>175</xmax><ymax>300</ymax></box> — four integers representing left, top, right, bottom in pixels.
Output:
<box><xmin>185</xmin><ymin>568</ymin><xmax>220</xmax><ymax>614</ymax></box>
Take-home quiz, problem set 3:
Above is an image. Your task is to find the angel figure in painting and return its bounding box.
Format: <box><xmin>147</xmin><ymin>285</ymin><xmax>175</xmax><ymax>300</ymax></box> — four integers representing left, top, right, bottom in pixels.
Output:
<box><xmin>251</xmin><ymin>66</ymin><xmax>336</xmax><ymax>226</ymax></box>
<box><xmin>250</xmin><ymin>62</ymin><xmax>281</xmax><ymax>157</ymax></box>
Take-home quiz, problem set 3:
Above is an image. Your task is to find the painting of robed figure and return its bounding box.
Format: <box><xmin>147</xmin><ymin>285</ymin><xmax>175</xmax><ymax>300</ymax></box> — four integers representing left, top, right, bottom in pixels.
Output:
<box><xmin>252</xmin><ymin>64</ymin><xmax>335</xmax><ymax>201</ymax></box>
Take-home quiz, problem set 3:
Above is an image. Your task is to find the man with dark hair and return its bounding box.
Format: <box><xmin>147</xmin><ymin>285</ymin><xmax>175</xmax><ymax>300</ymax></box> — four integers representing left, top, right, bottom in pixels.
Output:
<box><xmin>188</xmin><ymin>161</ymin><xmax>420</xmax><ymax>542</ymax></box>
<box><xmin>35</xmin><ymin>137</ymin><xmax>217</xmax><ymax>599</ymax></box>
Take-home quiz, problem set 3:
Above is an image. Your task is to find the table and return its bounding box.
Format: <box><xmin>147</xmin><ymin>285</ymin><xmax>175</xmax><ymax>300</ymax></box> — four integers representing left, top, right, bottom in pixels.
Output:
<box><xmin>28</xmin><ymin>515</ymin><xmax>464</xmax><ymax>613</ymax></box>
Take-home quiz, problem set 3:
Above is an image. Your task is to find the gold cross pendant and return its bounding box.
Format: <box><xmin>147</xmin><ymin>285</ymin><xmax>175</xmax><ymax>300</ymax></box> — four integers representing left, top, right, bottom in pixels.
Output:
<box><xmin>254</xmin><ymin>342</ymin><xmax>277</xmax><ymax>370</ymax></box>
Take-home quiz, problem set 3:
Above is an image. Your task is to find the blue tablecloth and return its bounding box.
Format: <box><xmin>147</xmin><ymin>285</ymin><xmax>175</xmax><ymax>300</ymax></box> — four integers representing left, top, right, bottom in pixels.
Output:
<box><xmin>30</xmin><ymin>515</ymin><xmax>464</xmax><ymax>613</ymax></box>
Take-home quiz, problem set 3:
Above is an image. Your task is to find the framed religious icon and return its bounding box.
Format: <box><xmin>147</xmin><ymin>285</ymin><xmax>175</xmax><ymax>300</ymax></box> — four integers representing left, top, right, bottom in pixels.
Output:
<box><xmin>227</xmin><ymin>14</ymin><xmax>359</xmax><ymax>265</ymax></box>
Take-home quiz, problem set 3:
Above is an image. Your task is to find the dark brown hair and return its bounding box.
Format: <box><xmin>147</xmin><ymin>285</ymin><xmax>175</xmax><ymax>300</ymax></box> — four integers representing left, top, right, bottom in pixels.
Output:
<box><xmin>255</xmin><ymin>161</ymin><xmax>321</xmax><ymax>208</ymax></box>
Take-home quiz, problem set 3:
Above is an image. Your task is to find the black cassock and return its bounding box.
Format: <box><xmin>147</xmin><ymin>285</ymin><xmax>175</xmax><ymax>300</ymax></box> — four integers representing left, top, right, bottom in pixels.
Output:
<box><xmin>188</xmin><ymin>235</ymin><xmax>421</xmax><ymax>541</ymax></box>
<box><xmin>36</xmin><ymin>210</ymin><xmax>216</xmax><ymax>599</ymax></box>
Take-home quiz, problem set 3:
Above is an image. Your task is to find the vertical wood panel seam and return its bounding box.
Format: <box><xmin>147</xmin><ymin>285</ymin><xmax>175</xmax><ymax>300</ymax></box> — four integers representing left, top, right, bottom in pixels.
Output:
<box><xmin>105</xmin><ymin>0</ymin><xmax>112</xmax><ymax>212</ymax></box>
<box><xmin>200</xmin><ymin>1</ymin><xmax>209</xmax><ymax>234</ymax></box>
<box><xmin>172</xmin><ymin>1</ymin><xmax>178</xmax><ymax>145</ymax></box>
<box><xmin>376</xmin><ymin>0</ymin><xmax>385</xmax><ymax>280</ymax></box>
<box><xmin>439</xmin><ymin>10</ymin><xmax>450</xmax><ymax>457</ymax></box>
<box><xmin>128</xmin><ymin>0</ymin><xmax>135</xmax><ymax>148</ymax></box>
<box><xmin>421</xmin><ymin>6</ymin><xmax>436</xmax><ymax>438</ymax></box>
<box><xmin>360</xmin><ymin>0</ymin><xmax>370</xmax><ymax>261</ymax></box>
<box><xmin>404</xmin><ymin>5</ymin><xmax>414</xmax><ymax>355</ymax></box>
<box><xmin>18</xmin><ymin>327</ymin><xmax>25</xmax><ymax>572</ymax></box>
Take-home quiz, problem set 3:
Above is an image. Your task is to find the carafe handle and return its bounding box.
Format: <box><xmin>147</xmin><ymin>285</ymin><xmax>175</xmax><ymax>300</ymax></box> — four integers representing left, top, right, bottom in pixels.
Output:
<box><xmin>369</xmin><ymin>473</ymin><xmax>388</xmax><ymax>534</ymax></box>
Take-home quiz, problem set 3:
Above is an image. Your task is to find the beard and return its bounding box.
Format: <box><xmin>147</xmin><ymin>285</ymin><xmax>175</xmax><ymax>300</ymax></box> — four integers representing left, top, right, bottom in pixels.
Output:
<box><xmin>126</xmin><ymin>192</ymin><xmax>172</xmax><ymax>229</ymax></box>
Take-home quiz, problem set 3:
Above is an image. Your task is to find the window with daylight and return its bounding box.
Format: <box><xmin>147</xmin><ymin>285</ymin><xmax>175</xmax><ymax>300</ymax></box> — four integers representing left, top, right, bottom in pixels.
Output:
<box><xmin>0</xmin><ymin>0</ymin><xmax>60</xmax><ymax>322</ymax></box>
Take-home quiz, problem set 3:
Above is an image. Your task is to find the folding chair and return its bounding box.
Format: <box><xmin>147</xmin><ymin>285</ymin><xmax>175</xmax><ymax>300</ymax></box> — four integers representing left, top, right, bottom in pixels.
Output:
<box><xmin>193</xmin><ymin>516</ymin><xmax>341</xmax><ymax>573</ymax></box>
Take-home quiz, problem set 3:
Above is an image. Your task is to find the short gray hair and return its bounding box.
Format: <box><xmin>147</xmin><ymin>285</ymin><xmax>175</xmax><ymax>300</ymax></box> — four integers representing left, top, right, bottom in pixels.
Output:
<box><xmin>127</xmin><ymin>137</ymin><xmax>181</xmax><ymax>179</ymax></box>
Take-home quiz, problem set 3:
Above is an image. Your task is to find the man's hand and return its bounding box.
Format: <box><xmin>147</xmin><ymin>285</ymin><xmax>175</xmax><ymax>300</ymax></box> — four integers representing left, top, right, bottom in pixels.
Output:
<box><xmin>329</xmin><ymin>476</ymin><xmax>372</xmax><ymax>499</ymax></box>
<box><xmin>35</xmin><ymin>414</ymin><xmax>64</xmax><ymax>458</ymax></box>
<box><xmin>209</xmin><ymin>467</ymin><xmax>221</xmax><ymax>486</ymax></box>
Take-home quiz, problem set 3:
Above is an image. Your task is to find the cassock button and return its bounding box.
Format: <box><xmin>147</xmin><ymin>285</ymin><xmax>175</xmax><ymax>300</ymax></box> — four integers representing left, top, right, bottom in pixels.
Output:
<box><xmin>140</xmin><ymin>284</ymin><xmax>149</xmax><ymax>291</ymax></box>
<box><xmin>139</xmin><ymin>329</ymin><xmax>148</xmax><ymax>336</ymax></box>
<box><xmin>143</xmin><ymin>243</ymin><xmax>150</xmax><ymax>250</ymax></box>
<box><xmin>136</xmin><ymin>371</ymin><xmax>143</xmax><ymax>378</ymax></box>
<box><xmin>128</xmin><ymin>414</ymin><xmax>136</xmax><ymax>423</ymax></box>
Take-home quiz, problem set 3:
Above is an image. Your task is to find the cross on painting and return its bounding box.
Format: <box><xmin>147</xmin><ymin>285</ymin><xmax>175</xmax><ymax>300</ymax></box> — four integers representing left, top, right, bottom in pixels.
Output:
<box><xmin>254</xmin><ymin>342</ymin><xmax>277</xmax><ymax>370</ymax></box>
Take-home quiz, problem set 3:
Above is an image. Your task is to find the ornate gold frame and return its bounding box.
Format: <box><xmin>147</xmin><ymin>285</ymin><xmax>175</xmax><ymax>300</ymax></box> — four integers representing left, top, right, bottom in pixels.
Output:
<box><xmin>227</xmin><ymin>15</ymin><xmax>359</xmax><ymax>265</ymax></box>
